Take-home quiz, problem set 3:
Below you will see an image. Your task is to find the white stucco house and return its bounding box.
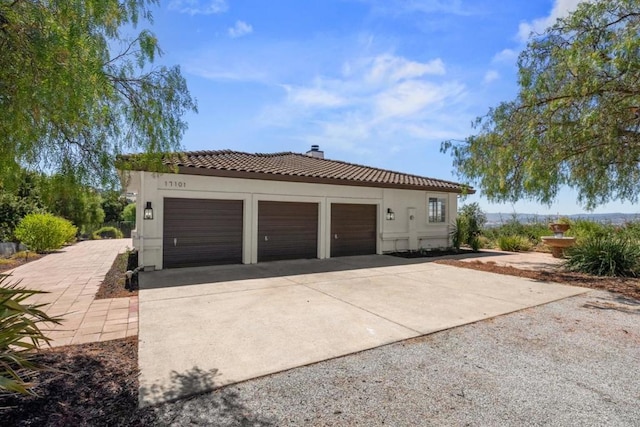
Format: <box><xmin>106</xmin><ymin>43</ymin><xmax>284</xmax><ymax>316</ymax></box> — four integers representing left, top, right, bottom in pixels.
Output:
<box><xmin>121</xmin><ymin>146</ymin><xmax>474</xmax><ymax>270</ymax></box>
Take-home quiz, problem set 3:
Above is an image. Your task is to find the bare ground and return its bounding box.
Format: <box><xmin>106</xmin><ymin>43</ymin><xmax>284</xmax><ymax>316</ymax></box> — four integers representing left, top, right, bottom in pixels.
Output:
<box><xmin>435</xmin><ymin>259</ymin><xmax>640</xmax><ymax>301</ymax></box>
<box><xmin>95</xmin><ymin>252</ymin><xmax>138</xmax><ymax>299</ymax></box>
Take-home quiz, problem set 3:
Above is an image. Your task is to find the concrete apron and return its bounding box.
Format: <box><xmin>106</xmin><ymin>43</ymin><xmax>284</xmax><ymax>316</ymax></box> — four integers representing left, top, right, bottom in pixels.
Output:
<box><xmin>138</xmin><ymin>255</ymin><xmax>588</xmax><ymax>406</ymax></box>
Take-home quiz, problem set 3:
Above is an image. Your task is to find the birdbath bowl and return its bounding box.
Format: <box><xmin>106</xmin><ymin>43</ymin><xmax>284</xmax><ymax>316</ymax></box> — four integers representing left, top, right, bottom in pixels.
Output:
<box><xmin>542</xmin><ymin>222</ymin><xmax>576</xmax><ymax>258</ymax></box>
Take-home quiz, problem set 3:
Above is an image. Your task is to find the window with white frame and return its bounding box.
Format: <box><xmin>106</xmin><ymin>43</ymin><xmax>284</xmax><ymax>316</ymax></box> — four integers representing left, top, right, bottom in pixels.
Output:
<box><xmin>428</xmin><ymin>197</ymin><xmax>446</xmax><ymax>223</ymax></box>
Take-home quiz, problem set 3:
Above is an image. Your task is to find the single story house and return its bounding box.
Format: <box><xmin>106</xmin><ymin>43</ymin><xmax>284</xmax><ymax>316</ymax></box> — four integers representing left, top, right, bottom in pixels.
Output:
<box><xmin>122</xmin><ymin>146</ymin><xmax>474</xmax><ymax>270</ymax></box>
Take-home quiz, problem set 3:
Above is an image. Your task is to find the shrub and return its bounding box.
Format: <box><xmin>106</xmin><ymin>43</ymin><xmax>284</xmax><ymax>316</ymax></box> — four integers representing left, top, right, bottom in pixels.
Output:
<box><xmin>92</xmin><ymin>226</ymin><xmax>124</xmax><ymax>240</ymax></box>
<box><xmin>454</xmin><ymin>203</ymin><xmax>486</xmax><ymax>252</ymax></box>
<box><xmin>14</xmin><ymin>213</ymin><xmax>77</xmax><ymax>253</ymax></box>
<box><xmin>497</xmin><ymin>235</ymin><xmax>533</xmax><ymax>252</ymax></box>
<box><xmin>477</xmin><ymin>235</ymin><xmax>492</xmax><ymax>249</ymax></box>
<box><xmin>450</xmin><ymin>217</ymin><xmax>467</xmax><ymax>250</ymax></box>
<box><xmin>122</xmin><ymin>203</ymin><xmax>136</xmax><ymax>224</ymax></box>
<box><xmin>0</xmin><ymin>275</ymin><xmax>62</xmax><ymax>395</ymax></box>
<box><xmin>566</xmin><ymin>219</ymin><xmax>611</xmax><ymax>242</ymax></box>
<box><xmin>564</xmin><ymin>235</ymin><xmax>640</xmax><ymax>277</ymax></box>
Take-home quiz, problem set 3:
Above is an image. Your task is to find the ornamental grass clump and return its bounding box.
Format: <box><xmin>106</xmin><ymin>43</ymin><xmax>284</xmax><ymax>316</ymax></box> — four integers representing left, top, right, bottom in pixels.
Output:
<box><xmin>92</xmin><ymin>226</ymin><xmax>123</xmax><ymax>240</ymax></box>
<box><xmin>564</xmin><ymin>235</ymin><xmax>640</xmax><ymax>277</ymax></box>
<box><xmin>0</xmin><ymin>275</ymin><xmax>62</xmax><ymax>395</ymax></box>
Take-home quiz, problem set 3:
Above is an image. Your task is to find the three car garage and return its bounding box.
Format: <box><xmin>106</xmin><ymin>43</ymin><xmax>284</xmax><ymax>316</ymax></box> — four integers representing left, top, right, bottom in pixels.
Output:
<box><xmin>162</xmin><ymin>198</ymin><xmax>378</xmax><ymax>268</ymax></box>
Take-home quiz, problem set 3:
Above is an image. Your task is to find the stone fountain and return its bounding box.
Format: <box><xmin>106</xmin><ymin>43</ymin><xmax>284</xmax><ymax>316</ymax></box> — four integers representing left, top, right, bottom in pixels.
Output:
<box><xmin>541</xmin><ymin>223</ymin><xmax>576</xmax><ymax>258</ymax></box>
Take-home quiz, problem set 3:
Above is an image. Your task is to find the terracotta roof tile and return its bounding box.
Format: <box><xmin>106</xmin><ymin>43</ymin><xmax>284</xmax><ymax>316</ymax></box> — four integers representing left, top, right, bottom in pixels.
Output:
<box><xmin>155</xmin><ymin>150</ymin><xmax>472</xmax><ymax>193</ymax></box>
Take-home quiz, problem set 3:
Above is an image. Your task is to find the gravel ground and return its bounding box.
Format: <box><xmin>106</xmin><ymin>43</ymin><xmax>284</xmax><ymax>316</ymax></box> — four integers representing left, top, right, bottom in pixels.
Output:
<box><xmin>150</xmin><ymin>290</ymin><xmax>640</xmax><ymax>426</ymax></box>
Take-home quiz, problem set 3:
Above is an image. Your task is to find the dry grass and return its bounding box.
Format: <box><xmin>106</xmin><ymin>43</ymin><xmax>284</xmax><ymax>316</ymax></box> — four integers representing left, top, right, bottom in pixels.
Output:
<box><xmin>0</xmin><ymin>252</ymin><xmax>44</xmax><ymax>273</ymax></box>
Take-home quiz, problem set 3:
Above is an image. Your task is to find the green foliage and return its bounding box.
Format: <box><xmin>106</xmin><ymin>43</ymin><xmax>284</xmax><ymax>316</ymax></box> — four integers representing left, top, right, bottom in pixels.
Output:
<box><xmin>0</xmin><ymin>171</ymin><xmax>47</xmax><ymax>241</ymax></box>
<box><xmin>483</xmin><ymin>217</ymin><xmax>551</xmax><ymax>247</ymax></box>
<box><xmin>0</xmin><ymin>0</ymin><xmax>196</xmax><ymax>186</ymax></box>
<box><xmin>450</xmin><ymin>217</ymin><xmax>467</xmax><ymax>250</ymax></box>
<box><xmin>621</xmin><ymin>220</ymin><xmax>640</xmax><ymax>240</ymax></box>
<box><xmin>452</xmin><ymin>203</ymin><xmax>486</xmax><ymax>251</ymax></box>
<box><xmin>122</xmin><ymin>203</ymin><xmax>136</xmax><ymax>224</ymax></box>
<box><xmin>38</xmin><ymin>172</ymin><xmax>105</xmax><ymax>233</ymax></box>
<box><xmin>565</xmin><ymin>219</ymin><xmax>612</xmax><ymax>242</ymax></box>
<box><xmin>442</xmin><ymin>0</ymin><xmax>640</xmax><ymax>209</ymax></box>
<box><xmin>497</xmin><ymin>235</ymin><xmax>533</xmax><ymax>252</ymax></box>
<box><xmin>469</xmin><ymin>235</ymin><xmax>481</xmax><ymax>252</ymax></box>
<box><xmin>92</xmin><ymin>226</ymin><xmax>124</xmax><ymax>240</ymax></box>
<box><xmin>101</xmin><ymin>191</ymin><xmax>128</xmax><ymax>223</ymax></box>
<box><xmin>0</xmin><ymin>275</ymin><xmax>62</xmax><ymax>395</ymax></box>
<box><xmin>14</xmin><ymin>214</ymin><xmax>77</xmax><ymax>253</ymax></box>
<box><xmin>565</xmin><ymin>235</ymin><xmax>640</xmax><ymax>277</ymax></box>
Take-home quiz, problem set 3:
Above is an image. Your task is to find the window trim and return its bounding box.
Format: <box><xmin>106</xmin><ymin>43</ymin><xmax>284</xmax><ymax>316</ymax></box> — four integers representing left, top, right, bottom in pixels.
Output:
<box><xmin>427</xmin><ymin>196</ymin><xmax>447</xmax><ymax>224</ymax></box>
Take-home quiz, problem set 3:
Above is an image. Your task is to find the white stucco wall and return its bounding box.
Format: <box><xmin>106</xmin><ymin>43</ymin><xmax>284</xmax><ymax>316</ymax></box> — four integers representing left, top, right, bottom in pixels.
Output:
<box><xmin>125</xmin><ymin>171</ymin><xmax>458</xmax><ymax>270</ymax></box>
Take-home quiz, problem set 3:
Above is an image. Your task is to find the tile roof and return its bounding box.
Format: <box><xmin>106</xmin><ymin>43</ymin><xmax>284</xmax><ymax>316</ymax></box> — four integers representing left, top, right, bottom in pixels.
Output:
<box><xmin>157</xmin><ymin>150</ymin><xmax>473</xmax><ymax>193</ymax></box>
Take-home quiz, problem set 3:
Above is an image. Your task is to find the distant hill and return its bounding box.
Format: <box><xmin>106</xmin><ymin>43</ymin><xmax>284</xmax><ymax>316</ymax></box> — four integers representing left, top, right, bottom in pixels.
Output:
<box><xmin>485</xmin><ymin>212</ymin><xmax>640</xmax><ymax>227</ymax></box>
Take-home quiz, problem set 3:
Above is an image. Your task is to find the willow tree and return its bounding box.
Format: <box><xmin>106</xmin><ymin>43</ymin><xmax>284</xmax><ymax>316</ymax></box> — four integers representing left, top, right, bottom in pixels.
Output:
<box><xmin>442</xmin><ymin>0</ymin><xmax>640</xmax><ymax>209</ymax></box>
<box><xmin>0</xmin><ymin>0</ymin><xmax>196</xmax><ymax>187</ymax></box>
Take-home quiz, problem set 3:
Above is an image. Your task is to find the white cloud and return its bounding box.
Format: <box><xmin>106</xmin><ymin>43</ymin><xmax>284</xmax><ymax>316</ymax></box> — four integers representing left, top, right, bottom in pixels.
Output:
<box><xmin>492</xmin><ymin>48</ymin><xmax>518</xmax><ymax>64</ymax></box>
<box><xmin>366</xmin><ymin>55</ymin><xmax>445</xmax><ymax>84</ymax></box>
<box><xmin>259</xmin><ymin>53</ymin><xmax>467</xmax><ymax>154</ymax></box>
<box><xmin>483</xmin><ymin>70</ymin><xmax>499</xmax><ymax>84</ymax></box>
<box><xmin>517</xmin><ymin>0</ymin><xmax>586</xmax><ymax>41</ymax></box>
<box><xmin>375</xmin><ymin>80</ymin><xmax>461</xmax><ymax>118</ymax></box>
<box><xmin>284</xmin><ymin>85</ymin><xmax>347</xmax><ymax>108</ymax></box>
<box><xmin>228</xmin><ymin>20</ymin><xmax>253</xmax><ymax>38</ymax></box>
<box><xmin>168</xmin><ymin>0</ymin><xmax>228</xmax><ymax>15</ymax></box>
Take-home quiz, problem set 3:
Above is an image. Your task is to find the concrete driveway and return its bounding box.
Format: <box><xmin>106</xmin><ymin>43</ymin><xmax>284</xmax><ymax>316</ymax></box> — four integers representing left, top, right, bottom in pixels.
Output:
<box><xmin>138</xmin><ymin>255</ymin><xmax>587</xmax><ymax>406</ymax></box>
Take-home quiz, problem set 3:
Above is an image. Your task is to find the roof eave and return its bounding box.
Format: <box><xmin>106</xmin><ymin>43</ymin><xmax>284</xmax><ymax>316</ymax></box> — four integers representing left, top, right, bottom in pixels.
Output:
<box><xmin>174</xmin><ymin>166</ymin><xmax>473</xmax><ymax>194</ymax></box>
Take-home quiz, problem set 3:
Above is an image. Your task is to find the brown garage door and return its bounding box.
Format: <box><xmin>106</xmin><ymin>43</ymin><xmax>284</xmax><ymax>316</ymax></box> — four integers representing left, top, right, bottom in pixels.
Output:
<box><xmin>258</xmin><ymin>201</ymin><xmax>318</xmax><ymax>262</ymax></box>
<box><xmin>163</xmin><ymin>198</ymin><xmax>243</xmax><ymax>268</ymax></box>
<box><xmin>331</xmin><ymin>204</ymin><xmax>377</xmax><ymax>257</ymax></box>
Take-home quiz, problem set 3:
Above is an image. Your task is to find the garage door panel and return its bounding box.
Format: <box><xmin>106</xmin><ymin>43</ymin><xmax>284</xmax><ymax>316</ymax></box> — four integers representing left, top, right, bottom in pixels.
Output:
<box><xmin>163</xmin><ymin>198</ymin><xmax>243</xmax><ymax>268</ymax></box>
<box><xmin>331</xmin><ymin>204</ymin><xmax>377</xmax><ymax>257</ymax></box>
<box><xmin>258</xmin><ymin>201</ymin><xmax>318</xmax><ymax>262</ymax></box>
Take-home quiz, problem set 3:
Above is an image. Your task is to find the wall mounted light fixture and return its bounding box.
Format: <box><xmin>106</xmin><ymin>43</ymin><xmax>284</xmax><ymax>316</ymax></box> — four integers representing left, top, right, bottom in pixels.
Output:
<box><xmin>143</xmin><ymin>202</ymin><xmax>154</xmax><ymax>220</ymax></box>
<box><xmin>386</xmin><ymin>208</ymin><xmax>395</xmax><ymax>221</ymax></box>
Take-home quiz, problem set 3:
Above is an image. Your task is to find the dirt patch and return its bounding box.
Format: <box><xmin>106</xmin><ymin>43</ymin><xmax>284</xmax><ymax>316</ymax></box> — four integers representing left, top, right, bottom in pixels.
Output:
<box><xmin>436</xmin><ymin>259</ymin><xmax>640</xmax><ymax>301</ymax></box>
<box><xmin>0</xmin><ymin>337</ymin><xmax>155</xmax><ymax>426</ymax></box>
<box><xmin>96</xmin><ymin>252</ymin><xmax>137</xmax><ymax>299</ymax></box>
<box><xmin>0</xmin><ymin>253</ymin><xmax>44</xmax><ymax>273</ymax></box>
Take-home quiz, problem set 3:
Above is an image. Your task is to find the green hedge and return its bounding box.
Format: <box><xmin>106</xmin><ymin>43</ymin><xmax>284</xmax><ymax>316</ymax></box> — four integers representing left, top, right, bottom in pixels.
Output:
<box><xmin>14</xmin><ymin>213</ymin><xmax>77</xmax><ymax>253</ymax></box>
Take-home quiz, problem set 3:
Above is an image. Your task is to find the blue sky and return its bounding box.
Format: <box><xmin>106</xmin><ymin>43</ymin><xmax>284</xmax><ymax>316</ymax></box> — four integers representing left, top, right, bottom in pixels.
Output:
<box><xmin>140</xmin><ymin>0</ymin><xmax>638</xmax><ymax>215</ymax></box>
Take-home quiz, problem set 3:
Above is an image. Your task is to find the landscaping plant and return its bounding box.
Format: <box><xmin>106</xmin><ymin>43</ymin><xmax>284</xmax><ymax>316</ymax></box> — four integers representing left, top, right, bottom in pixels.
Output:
<box><xmin>450</xmin><ymin>217</ymin><xmax>467</xmax><ymax>251</ymax></box>
<box><xmin>497</xmin><ymin>235</ymin><xmax>533</xmax><ymax>252</ymax></box>
<box><xmin>92</xmin><ymin>226</ymin><xmax>124</xmax><ymax>240</ymax></box>
<box><xmin>564</xmin><ymin>235</ymin><xmax>640</xmax><ymax>277</ymax></box>
<box><xmin>0</xmin><ymin>275</ymin><xmax>62</xmax><ymax>395</ymax></box>
<box><xmin>14</xmin><ymin>213</ymin><xmax>77</xmax><ymax>253</ymax></box>
<box><xmin>452</xmin><ymin>203</ymin><xmax>486</xmax><ymax>252</ymax></box>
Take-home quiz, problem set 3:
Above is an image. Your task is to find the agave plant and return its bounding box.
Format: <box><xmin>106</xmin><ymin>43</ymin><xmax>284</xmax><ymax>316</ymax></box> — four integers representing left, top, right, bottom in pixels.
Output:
<box><xmin>0</xmin><ymin>274</ymin><xmax>62</xmax><ymax>395</ymax></box>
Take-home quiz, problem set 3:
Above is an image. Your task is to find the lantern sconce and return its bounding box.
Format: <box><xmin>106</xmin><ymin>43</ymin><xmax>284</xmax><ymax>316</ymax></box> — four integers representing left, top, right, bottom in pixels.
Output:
<box><xmin>143</xmin><ymin>202</ymin><xmax>154</xmax><ymax>220</ymax></box>
<box><xmin>386</xmin><ymin>208</ymin><xmax>395</xmax><ymax>221</ymax></box>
